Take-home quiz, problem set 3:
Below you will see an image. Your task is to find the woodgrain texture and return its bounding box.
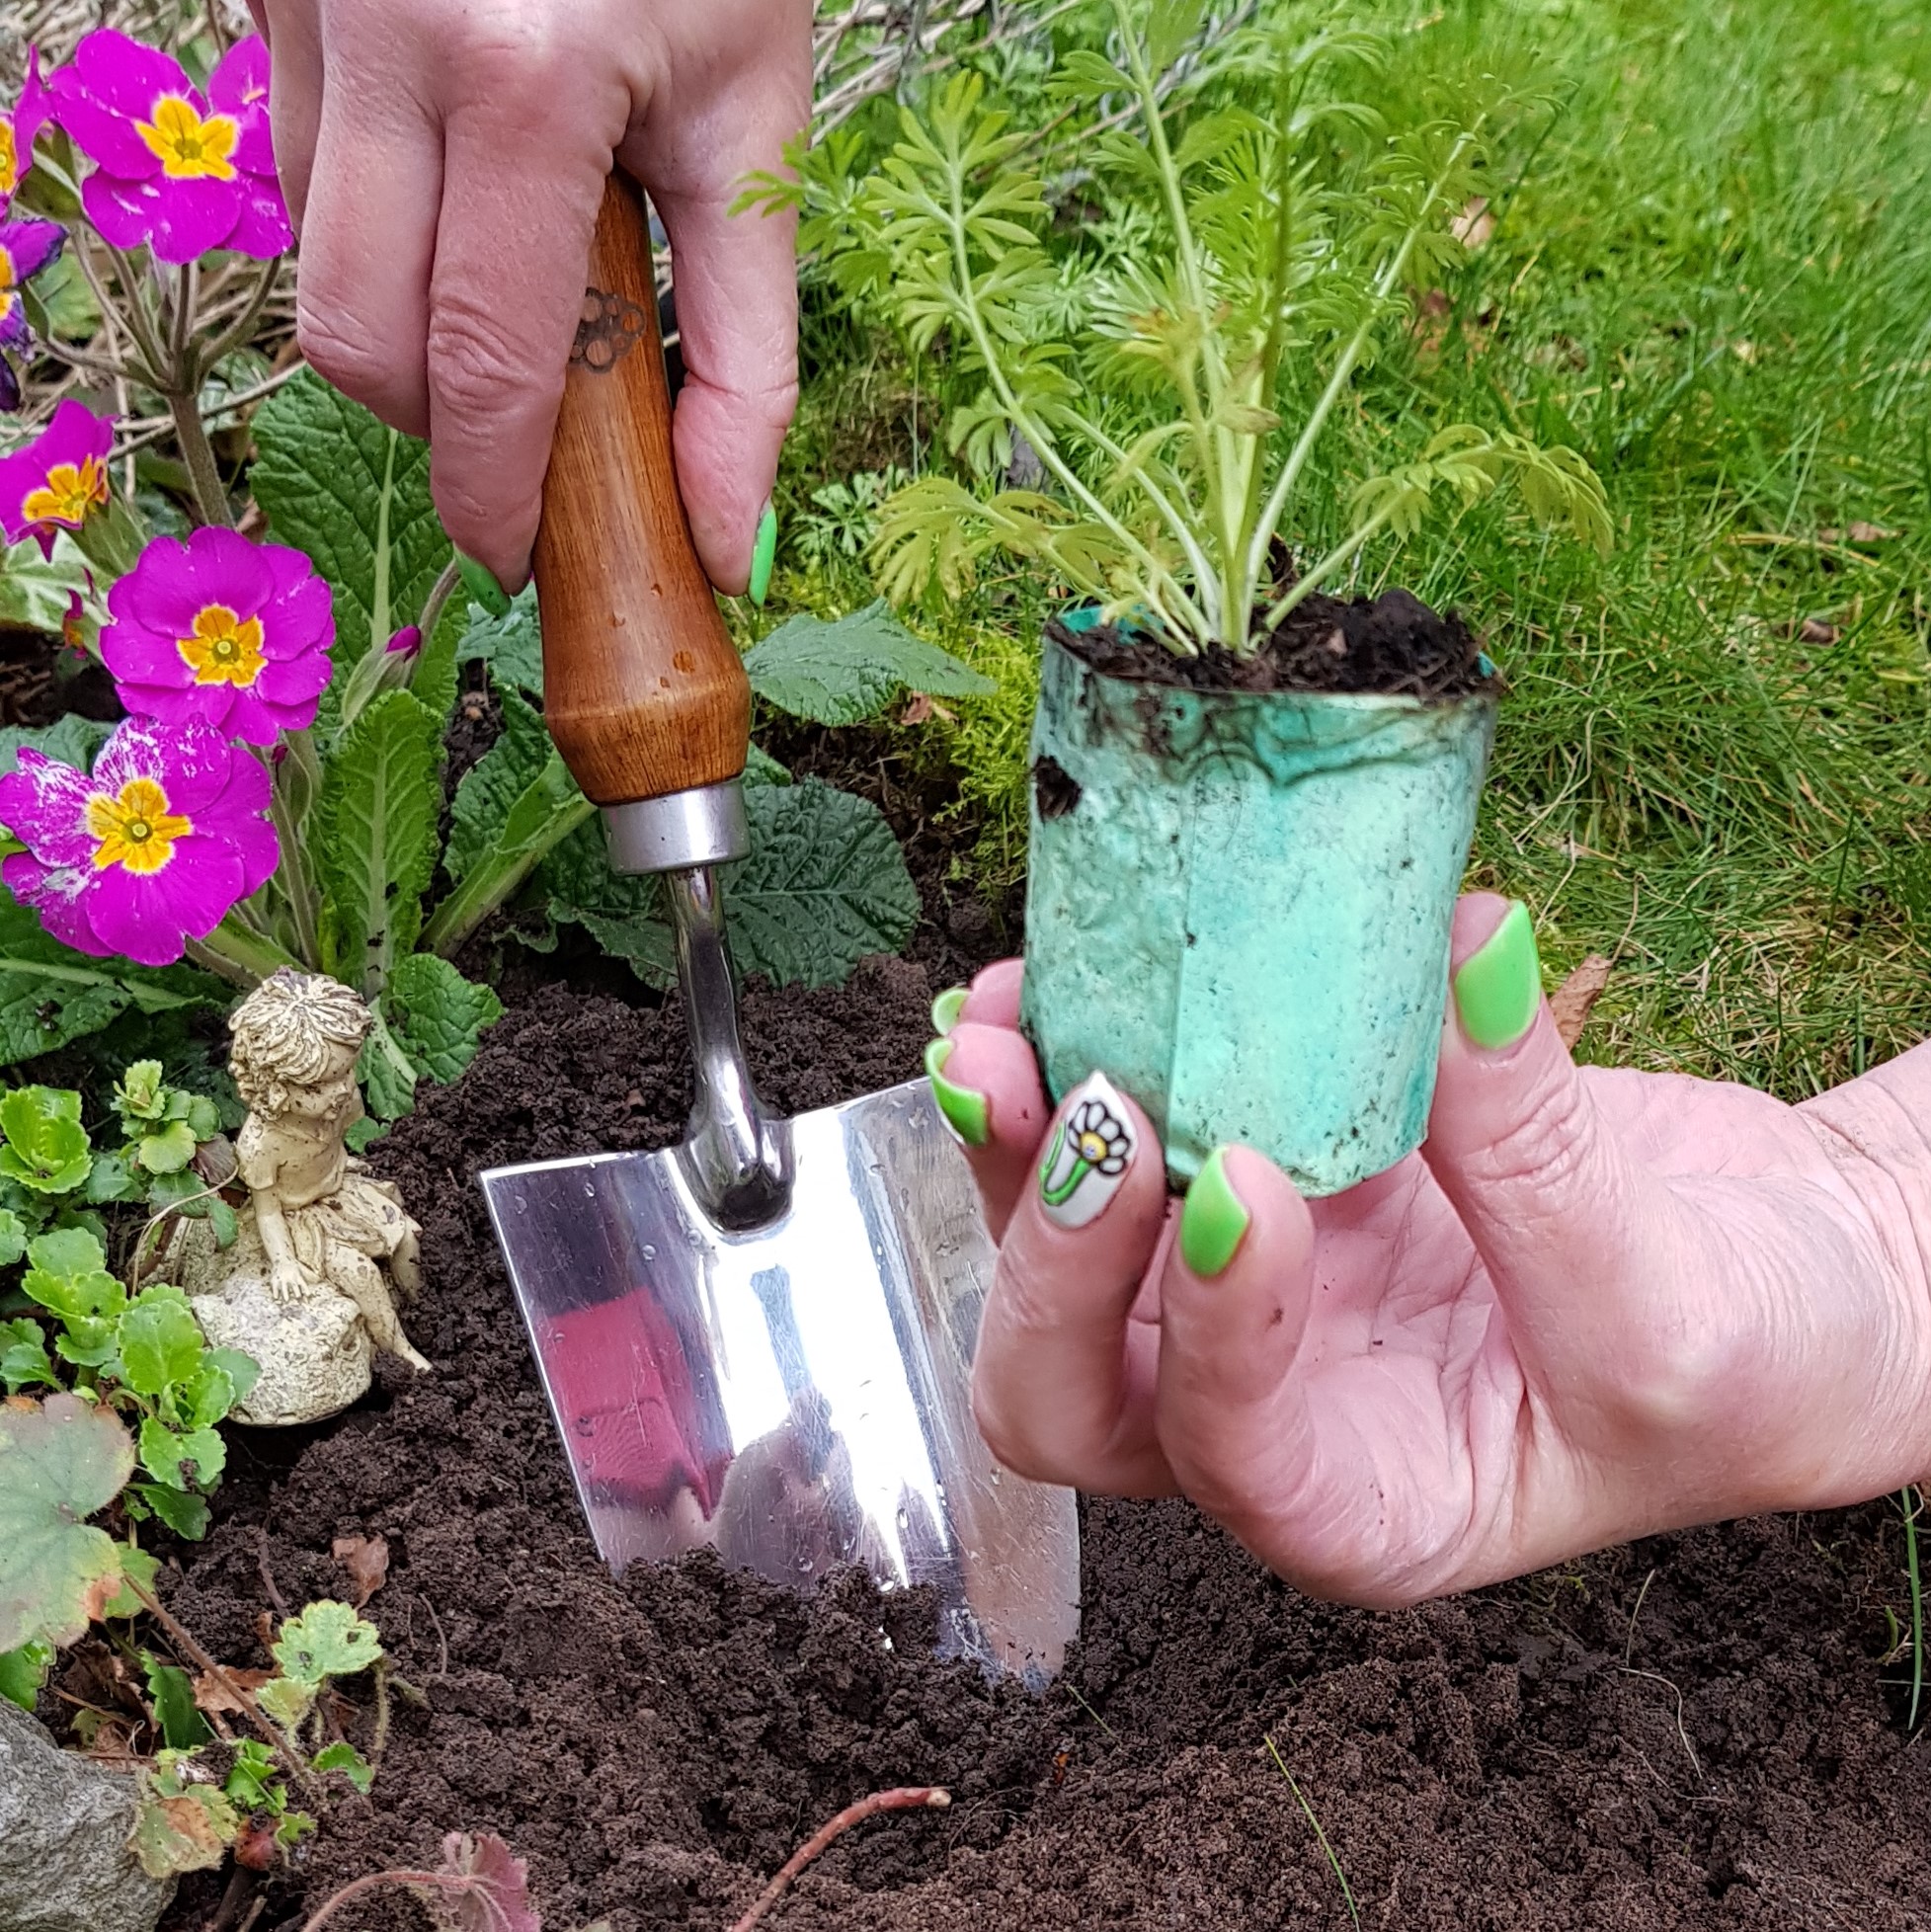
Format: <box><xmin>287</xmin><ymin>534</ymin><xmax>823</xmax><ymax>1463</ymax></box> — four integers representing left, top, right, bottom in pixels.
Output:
<box><xmin>533</xmin><ymin>173</ymin><xmax>750</xmax><ymax>806</ymax></box>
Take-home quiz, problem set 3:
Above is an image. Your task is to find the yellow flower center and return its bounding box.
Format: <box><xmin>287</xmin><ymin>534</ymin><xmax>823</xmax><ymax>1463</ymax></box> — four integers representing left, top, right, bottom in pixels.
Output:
<box><xmin>21</xmin><ymin>457</ymin><xmax>108</xmax><ymax>530</ymax></box>
<box><xmin>135</xmin><ymin>96</ymin><xmax>239</xmax><ymax>182</ymax></box>
<box><xmin>0</xmin><ymin>250</ymin><xmax>15</xmax><ymax>325</ymax></box>
<box><xmin>86</xmin><ymin>777</ymin><xmax>191</xmax><ymax>875</ymax></box>
<box><xmin>176</xmin><ymin>604</ymin><xmax>266</xmax><ymax>687</ymax></box>
<box><xmin>1077</xmin><ymin>1130</ymin><xmax>1110</xmax><ymax>1164</ymax></box>
<box><xmin>0</xmin><ymin>121</ymin><xmax>17</xmax><ymax>201</ymax></box>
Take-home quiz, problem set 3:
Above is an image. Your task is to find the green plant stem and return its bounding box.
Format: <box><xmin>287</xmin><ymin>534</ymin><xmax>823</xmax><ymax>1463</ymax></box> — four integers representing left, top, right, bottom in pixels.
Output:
<box><xmin>1260</xmin><ymin>497</ymin><xmax>1404</xmax><ymax>631</ymax></box>
<box><xmin>296</xmin><ymin>1870</ymin><xmax>488</xmax><ymax>1932</ymax></box>
<box><xmin>262</xmin><ymin>744</ymin><xmax>321</xmax><ymax>967</ymax></box>
<box><xmin>187</xmin><ymin>917</ymin><xmax>304</xmax><ymax>988</ymax></box>
<box><xmin>1905</xmin><ymin>1485</ymin><xmax>1924</xmax><ymax>1731</ymax></box>
<box><xmin>1242</xmin><ymin>136</ymin><xmax>1475</xmax><ymax>633</ymax></box>
<box><xmin>199</xmin><ymin>257</ymin><xmax>282</xmax><ymax>374</ymax></box>
<box><xmin>419</xmin><ymin>794</ymin><xmax>597</xmax><ymax>958</ymax></box>
<box><xmin>169</xmin><ymin>393</ymin><xmax>234</xmax><ymax>528</ymax></box>
<box><xmin>1265</xmin><ymin>1736</ymin><xmax>1359</xmax><ymax>1929</ymax></box>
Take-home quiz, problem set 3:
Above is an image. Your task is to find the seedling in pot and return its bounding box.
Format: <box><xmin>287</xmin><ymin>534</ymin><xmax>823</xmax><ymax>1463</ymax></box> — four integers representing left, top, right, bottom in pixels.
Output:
<box><xmin>763</xmin><ymin>0</ymin><xmax>1613</xmax><ymax>1192</ymax></box>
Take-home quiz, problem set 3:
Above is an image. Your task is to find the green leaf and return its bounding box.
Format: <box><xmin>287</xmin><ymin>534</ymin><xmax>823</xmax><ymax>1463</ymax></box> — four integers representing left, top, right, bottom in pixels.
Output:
<box><xmin>0</xmin><ymin>714</ymin><xmax>115</xmax><ymax>783</ymax></box>
<box><xmin>0</xmin><ymin>536</ymin><xmax>95</xmax><ymax>643</ymax></box>
<box><xmin>142</xmin><ymin>1652</ymin><xmax>213</xmax><ymax>1749</ymax></box>
<box><xmin>549</xmin><ymin>779</ymin><xmax>920</xmax><ymax>992</ymax></box>
<box><xmin>23</xmin><ymin>1226</ymin><xmax>124</xmax><ymax>1329</ymax></box>
<box><xmin>133</xmin><ymin>1119</ymin><xmax>199</xmax><ymax>1175</ymax></box>
<box><xmin>99</xmin><ymin>1540</ymin><xmax>160</xmax><ymax>1619</ymax></box>
<box><xmin>208</xmin><ymin>1348</ymin><xmax>261</xmax><ymax>1407</ymax></box>
<box><xmin>256</xmin><ymin>1674</ymin><xmax>315</xmax><ymax>1728</ymax></box>
<box><xmin>1147</xmin><ymin>0</ymin><xmax>1209</xmax><ymax>70</ymax></box>
<box><xmin>744</xmin><ymin>744</ymin><xmax>791</xmax><ymax>788</ymax></box>
<box><xmin>223</xmin><ymin>1737</ymin><xmax>281</xmax><ymax>1811</ymax></box>
<box><xmin>0</xmin><ymin>889</ymin><xmax>225</xmax><ymax>1071</ymax></box>
<box><xmin>273</xmin><ymin>1600</ymin><xmax>383</xmax><ymax>1685</ymax></box>
<box><xmin>743</xmin><ymin>601</ymin><xmax>994</xmax><ymax>724</ymax></box>
<box><xmin>0</xmin><ymin>1638</ymin><xmax>51</xmax><ymax>1711</ymax></box>
<box><xmin>276</xmin><ymin>1809</ymin><xmax>317</xmax><ymax>1849</ymax></box>
<box><xmin>115</xmin><ymin>1061</ymin><xmax>167</xmax><ymax>1124</ymax></box>
<box><xmin>315</xmin><ymin>689</ymin><xmax>443</xmax><ymax>995</ymax></box>
<box><xmin>28</xmin><ymin>1226</ymin><xmax>109</xmax><ymax>1278</ymax></box>
<box><xmin>0</xmin><ymin>1394</ymin><xmax>135</xmax><ymax>1651</ymax></box>
<box><xmin>176</xmin><ymin>1360</ymin><xmax>237</xmax><ymax>1430</ymax></box>
<box><xmin>0</xmin><ymin>1087</ymin><xmax>91</xmax><ymax>1193</ymax></box>
<box><xmin>443</xmin><ymin>686</ymin><xmax>554</xmax><ymax>886</ymax></box>
<box><xmin>384</xmin><ymin>954</ymin><xmax>503</xmax><ymax>1087</ymax></box>
<box><xmin>138</xmin><ymin>1417</ymin><xmax>225</xmax><ymax>1493</ymax></box>
<box><xmin>251</xmin><ymin>368</ymin><xmax>454</xmax><ymax>676</ymax></box>
<box><xmin>312</xmin><ymin>1739</ymin><xmax>375</xmax><ymax>1794</ymax></box>
<box><xmin>85</xmin><ymin>1148</ymin><xmax>143</xmax><ymax>1205</ymax></box>
<box><xmin>455</xmin><ymin>587</ymin><xmax>543</xmax><ymax>696</ymax></box>
<box><xmin>356</xmin><ymin>1010</ymin><xmax>418</xmax><ymax>1122</ymax></box>
<box><xmin>0</xmin><ymin>1206</ymin><xmax>26</xmax><ymax>1266</ymax></box>
<box><xmin>131</xmin><ymin>1482</ymin><xmax>209</xmax><ymax>1540</ymax></box>
<box><xmin>0</xmin><ymin>1317</ymin><xmax>55</xmax><ymax>1393</ymax></box>
<box><xmin>118</xmin><ymin>1294</ymin><xmax>206</xmax><ymax>1398</ymax></box>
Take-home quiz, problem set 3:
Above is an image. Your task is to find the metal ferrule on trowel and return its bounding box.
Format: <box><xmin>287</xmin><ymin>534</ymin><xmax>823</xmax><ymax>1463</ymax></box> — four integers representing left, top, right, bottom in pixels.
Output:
<box><xmin>480</xmin><ymin>172</ymin><xmax>1079</xmax><ymax>1685</ymax></box>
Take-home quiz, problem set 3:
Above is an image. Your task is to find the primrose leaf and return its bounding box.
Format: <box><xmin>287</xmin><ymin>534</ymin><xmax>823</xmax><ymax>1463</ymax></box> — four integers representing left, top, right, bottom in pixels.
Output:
<box><xmin>443</xmin><ymin>685</ymin><xmax>553</xmax><ymax>885</ymax></box>
<box><xmin>0</xmin><ymin>1394</ymin><xmax>135</xmax><ymax>1651</ymax></box>
<box><xmin>315</xmin><ymin>689</ymin><xmax>443</xmax><ymax>995</ymax></box>
<box><xmin>546</xmin><ymin>779</ymin><xmax>919</xmax><ymax>992</ymax></box>
<box><xmin>118</xmin><ymin>1293</ymin><xmax>207</xmax><ymax>1398</ymax></box>
<box><xmin>273</xmin><ymin>1600</ymin><xmax>384</xmax><ymax>1685</ymax></box>
<box><xmin>384</xmin><ymin>954</ymin><xmax>503</xmax><ymax>1087</ymax></box>
<box><xmin>0</xmin><ymin>1087</ymin><xmax>91</xmax><ymax>1193</ymax></box>
<box><xmin>1</xmin><ymin>1317</ymin><xmax>55</xmax><ymax>1392</ymax></box>
<box><xmin>0</xmin><ymin>532</ymin><xmax>96</xmax><ymax>643</ymax></box>
<box><xmin>312</xmin><ymin>1739</ymin><xmax>375</xmax><ymax>1795</ymax></box>
<box><xmin>138</xmin><ymin>1417</ymin><xmax>226</xmax><ymax>1494</ymax></box>
<box><xmin>0</xmin><ymin>1637</ymin><xmax>52</xmax><ymax>1710</ymax></box>
<box><xmin>0</xmin><ymin>714</ymin><xmax>115</xmax><ymax>784</ymax></box>
<box><xmin>743</xmin><ymin>601</ymin><xmax>993</xmax><ymax>725</ymax></box>
<box><xmin>0</xmin><ymin>889</ymin><xmax>224</xmax><ymax>1068</ymax></box>
<box><xmin>455</xmin><ymin>587</ymin><xmax>543</xmax><ymax>696</ymax></box>
<box><xmin>142</xmin><ymin>1652</ymin><xmax>213</xmax><ymax>1749</ymax></box>
<box><xmin>252</xmin><ymin>368</ymin><xmax>454</xmax><ymax>676</ymax></box>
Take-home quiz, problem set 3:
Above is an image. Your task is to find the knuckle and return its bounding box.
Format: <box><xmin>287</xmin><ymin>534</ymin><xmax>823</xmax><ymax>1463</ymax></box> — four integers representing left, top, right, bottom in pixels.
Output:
<box><xmin>1463</xmin><ymin>1061</ymin><xmax>1603</xmax><ymax>1207</ymax></box>
<box><xmin>425</xmin><ymin>290</ymin><xmax>532</xmax><ymax>419</ymax></box>
<box><xmin>969</xmin><ymin>1374</ymin><xmax>1069</xmax><ymax>1489</ymax></box>
<box><xmin>1604</xmin><ymin>1314</ymin><xmax>1759</xmax><ymax>1439</ymax></box>
<box><xmin>295</xmin><ymin>298</ymin><xmax>410</xmax><ymax>419</ymax></box>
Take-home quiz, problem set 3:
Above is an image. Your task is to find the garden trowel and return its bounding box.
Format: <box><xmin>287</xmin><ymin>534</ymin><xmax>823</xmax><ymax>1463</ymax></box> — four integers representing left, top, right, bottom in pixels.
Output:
<box><xmin>478</xmin><ymin>173</ymin><xmax>1078</xmax><ymax>1685</ymax></box>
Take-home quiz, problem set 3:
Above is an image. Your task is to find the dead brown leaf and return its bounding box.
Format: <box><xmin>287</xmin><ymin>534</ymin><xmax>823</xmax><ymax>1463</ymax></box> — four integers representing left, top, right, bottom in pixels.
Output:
<box><xmin>1796</xmin><ymin>617</ymin><xmax>1839</xmax><ymax>645</ymax></box>
<box><xmin>1819</xmin><ymin>523</ymin><xmax>1899</xmax><ymax>544</ymax></box>
<box><xmin>192</xmin><ymin>1666</ymin><xmax>273</xmax><ymax>1716</ymax></box>
<box><xmin>1551</xmin><ymin>956</ymin><xmax>1612</xmax><ymax>1052</ymax></box>
<box><xmin>333</xmin><ymin>1532</ymin><xmax>390</xmax><ymax>1608</ymax></box>
<box><xmin>1451</xmin><ymin>196</ymin><xmax>1494</xmax><ymax>252</ymax></box>
<box><xmin>899</xmin><ymin>692</ymin><xmax>957</xmax><ymax>727</ymax></box>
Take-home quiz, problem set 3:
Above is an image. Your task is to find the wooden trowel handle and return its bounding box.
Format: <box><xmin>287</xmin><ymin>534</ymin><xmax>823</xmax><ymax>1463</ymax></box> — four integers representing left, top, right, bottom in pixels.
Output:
<box><xmin>533</xmin><ymin>172</ymin><xmax>751</xmax><ymax>808</ymax></box>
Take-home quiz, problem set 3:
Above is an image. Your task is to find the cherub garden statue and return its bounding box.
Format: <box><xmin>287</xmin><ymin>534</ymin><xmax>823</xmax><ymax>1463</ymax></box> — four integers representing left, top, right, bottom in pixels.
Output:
<box><xmin>175</xmin><ymin>971</ymin><xmax>431</xmax><ymax>1424</ymax></box>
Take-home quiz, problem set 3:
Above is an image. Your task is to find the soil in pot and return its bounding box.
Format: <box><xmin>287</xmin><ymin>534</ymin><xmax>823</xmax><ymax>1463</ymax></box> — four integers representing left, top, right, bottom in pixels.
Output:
<box><xmin>142</xmin><ymin>960</ymin><xmax>1931</xmax><ymax>1932</ymax></box>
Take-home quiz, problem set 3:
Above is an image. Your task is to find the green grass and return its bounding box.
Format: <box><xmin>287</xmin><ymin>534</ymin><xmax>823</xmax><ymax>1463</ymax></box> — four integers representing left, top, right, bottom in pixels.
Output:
<box><xmin>768</xmin><ymin>0</ymin><xmax>1931</xmax><ymax>1099</ymax></box>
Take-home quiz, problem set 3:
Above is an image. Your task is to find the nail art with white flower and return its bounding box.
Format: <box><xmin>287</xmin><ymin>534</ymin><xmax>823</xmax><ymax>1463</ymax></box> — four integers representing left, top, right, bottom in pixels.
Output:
<box><xmin>1038</xmin><ymin>1073</ymin><xmax>1136</xmax><ymax>1229</ymax></box>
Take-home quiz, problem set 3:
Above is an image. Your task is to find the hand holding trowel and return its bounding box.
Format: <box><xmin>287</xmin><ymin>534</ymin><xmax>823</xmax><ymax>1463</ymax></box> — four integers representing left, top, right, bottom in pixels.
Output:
<box><xmin>480</xmin><ymin>173</ymin><xmax>1079</xmax><ymax>1684</ymax></box>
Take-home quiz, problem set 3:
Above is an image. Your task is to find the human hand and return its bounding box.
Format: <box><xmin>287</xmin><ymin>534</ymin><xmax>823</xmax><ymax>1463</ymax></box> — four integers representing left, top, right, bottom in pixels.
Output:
<box><xmin>927</xmin><ymin>897</ymin><xmax>1931</xmax><ymax>1608</ymax></box>
<box><xmin>251</xmin><ymin>0</ymin><xmax>811</xmax><ymax>590</ymax></box>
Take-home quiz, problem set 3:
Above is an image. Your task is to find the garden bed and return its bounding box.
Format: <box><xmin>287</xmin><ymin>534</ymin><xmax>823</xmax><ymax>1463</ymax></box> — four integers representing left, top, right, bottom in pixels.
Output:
<box><xmin>145</xmin><ymin>926</ymin><xmax>1931</xmax><ymax>1931</ymax></box>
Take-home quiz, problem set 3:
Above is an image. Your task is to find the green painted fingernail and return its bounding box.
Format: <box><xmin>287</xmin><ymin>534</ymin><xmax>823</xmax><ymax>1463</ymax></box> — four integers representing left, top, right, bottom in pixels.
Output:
<box><xmin>1452</xmin><ymin>900</ymin><xmax>1542</xmax><ymax>1051</ymax></box>
<box><xmin>925</xmin><ymin>1037</ymin><xmax>989</xmax><ymax>1148</ymax></box>
<box><xmin>749</xmin><ymin>500</ymin><xmax>777</xmax><ymax>607</ymax></box>
<box><xmin>1179</xmin><ymin>1147</ymin><xmax>1249</xmax><ymax>1278</ymax></box>
<box><xmin>930</xmin><ymin>986</ymin><xmax>969</xmax><ymax>1036</ymax></box>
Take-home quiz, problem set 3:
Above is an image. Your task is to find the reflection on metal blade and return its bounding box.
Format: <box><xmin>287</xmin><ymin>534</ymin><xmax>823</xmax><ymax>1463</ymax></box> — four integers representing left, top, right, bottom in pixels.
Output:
<box><xmin>480</xmin><ymin>1079</ymin><xmax>1079</xmax><ymax>1685</ymax></box>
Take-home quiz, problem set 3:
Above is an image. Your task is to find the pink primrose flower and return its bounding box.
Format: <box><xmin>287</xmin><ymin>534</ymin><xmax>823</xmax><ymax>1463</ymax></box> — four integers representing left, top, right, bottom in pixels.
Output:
<box><xmin>0</xmin><ymin>399</ymin><xmax>113</xmax><ymax>555</ymax></box>
<box><xmin>0</xmin><ymin>52</ymin><xmax>55</xmax><ymax>207</ymax></box>
<box><xmin>102</xmin><ymin>526</ymin><xmax>334</xmax><ymax>745</ymax></box>
<box><xmin>0</xmin><ymin>715</ymin><xmax>277</xmax><ymax>966</ymax></box>
<box><xmin>0</xmin><ymin>214</ymin><xmax>65</xmax><ymax>351</ymax></box>
<box><xmin>49</xmin><ymin>32</ymin><xmax>290</xmax><ymax>265</ymax></box>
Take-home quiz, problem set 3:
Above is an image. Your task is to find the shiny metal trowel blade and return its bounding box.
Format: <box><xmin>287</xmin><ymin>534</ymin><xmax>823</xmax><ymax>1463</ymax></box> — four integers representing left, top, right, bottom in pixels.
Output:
<box><xmin>480</xmin><ymin>1079</ymin><xmax>1079</xmax><ymax>1684</ymax></box>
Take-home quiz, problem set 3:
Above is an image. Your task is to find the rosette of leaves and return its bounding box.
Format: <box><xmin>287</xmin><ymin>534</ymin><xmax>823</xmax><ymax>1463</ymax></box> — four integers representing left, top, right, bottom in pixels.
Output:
<box><xmin>754</xmin><ymin>0</ymin><xmax>1612</xmax><ymax>652</ymax></box>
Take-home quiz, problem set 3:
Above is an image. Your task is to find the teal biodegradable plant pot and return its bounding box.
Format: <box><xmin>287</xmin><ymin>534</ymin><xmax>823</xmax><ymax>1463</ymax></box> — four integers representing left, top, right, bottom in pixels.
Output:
<box><xmin>1020</xmin><ymin>627</ymin><xmax>1496</xmax><ymax>1196</ymax></box>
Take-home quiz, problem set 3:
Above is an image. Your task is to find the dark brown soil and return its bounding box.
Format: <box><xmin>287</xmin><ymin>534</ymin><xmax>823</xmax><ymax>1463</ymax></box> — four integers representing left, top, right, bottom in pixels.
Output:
<box><xmin>145</xmin><ymin>964</ymin><xmax>1931</xmax><ymax>1932</ymax></box>
<box><xmin>1059</xmin><ymin>586</ymin><xmax>1493</xmax><ymax>698</ymax></box>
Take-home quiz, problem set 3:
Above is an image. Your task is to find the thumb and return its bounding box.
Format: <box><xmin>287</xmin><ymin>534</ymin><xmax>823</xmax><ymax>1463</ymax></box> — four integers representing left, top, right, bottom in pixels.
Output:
<box><xmin>1422</xmin><ymin>894</ymin><xmax>1680</xmax><ymax>1398</ymax></box>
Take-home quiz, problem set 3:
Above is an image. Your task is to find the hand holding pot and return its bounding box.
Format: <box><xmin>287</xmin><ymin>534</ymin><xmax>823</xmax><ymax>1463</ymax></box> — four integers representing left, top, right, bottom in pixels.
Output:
<box><xmin>929</xmin><ymin>897</ymin><xmax>1931</xmax><ymax>1607</ymax></box>
<box><xmin>251</xmin><ymin>0</ymin><xmax>810</xmax><ymax>590</ymax></box>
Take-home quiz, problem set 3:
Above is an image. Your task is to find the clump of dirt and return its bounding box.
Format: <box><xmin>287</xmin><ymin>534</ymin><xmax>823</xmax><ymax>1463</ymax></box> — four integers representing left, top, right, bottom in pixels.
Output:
<box><xmin>1059</xmin><ymin>586</ymin><xmax>1493</xmax><ymax>699</ymax></box>
<box><xmin>153</xmin><ymin>972</ymin><xmax>1931</xmax><ymax>1932</ymax></box>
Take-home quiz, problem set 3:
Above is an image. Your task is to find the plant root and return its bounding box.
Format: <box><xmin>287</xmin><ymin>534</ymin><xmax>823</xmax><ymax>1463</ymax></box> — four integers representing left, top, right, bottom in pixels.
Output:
<box><xmin>728</xmin><ymin>1787</ymin><xmax>951</xmax><ymax>1932</ymax></box>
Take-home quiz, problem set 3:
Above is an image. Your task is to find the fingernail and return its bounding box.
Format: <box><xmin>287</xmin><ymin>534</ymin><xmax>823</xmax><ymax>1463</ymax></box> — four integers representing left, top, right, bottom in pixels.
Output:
<box><xmin>925</xmin><ymin>1037</ymin><xmax>989</xmax><ymax>1148</ymax></box>
<box><xmin>1452</xmin><ymin>900</ymin><xmax>1542</xmax><ymax>1051</ymax></box>
<box><xmin>1179</xmin><ymin>1147</ymin><xmax>1250</xmax><ymax>1278</ymax></box>
<box><xmin>930</xmin><ymin>986</ymin><xmax>969</xmax><ymax>1036</ymax></box>
<box><xmin>749</xmin><ymin>500</ymin><xmax>777</xmax><ymax>607</ymax></box>
<box><xmin>456</xmin><ymin>550</ymin><xmax>512</xmax><ymax>616</ymax></box>
<box><xmin>1038</xmin><ymin>1073</ymin><xmax>1135</xmax><ymax>1230</ymax></box>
